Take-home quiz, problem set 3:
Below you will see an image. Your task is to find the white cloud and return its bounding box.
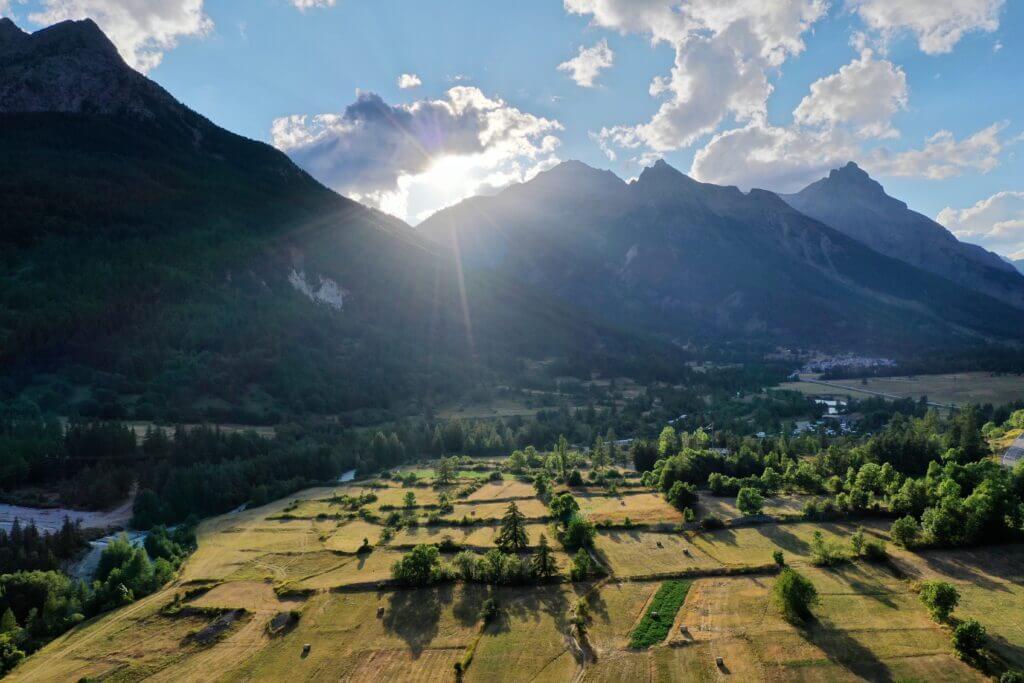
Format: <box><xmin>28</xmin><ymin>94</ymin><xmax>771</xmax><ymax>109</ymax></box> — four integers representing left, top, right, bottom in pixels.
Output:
<box><xmin>690</xmin><ymin>119</ymin><xmax>1009</xmax><ymax>192</ymax></box>
<box><xmin>867</xmin><ymin>122</ymin><xmax>1006</xmax><ymax>179</ymax></box>
<box><xmin>397</xmin><ymin>73</ymin><xmax>422</xmax><ymax>89</ymax></box>
<box><xmin>937</xmin><ymin>191</ymin><xmax>1024</xmax><ymax>257</ymax></box>
<box><xmin>691</xmin><ymin>123</ymin><xmax>858</xmax><ymax>191</ymax></box>
<box><xmin>272</xmin><ymin>87</ymin><xmax>562</xmax><ymax>222</ymax></box>
<box><xmin>568</xmin><ymin>0</ymin><xmax>828</xmax><ymax>155</ymax></box>
<box><xmin>0</xmin><ymin>1</ymin><xmax>11</xmax><ymax>17</ymax></box>
<box><xmin>848</xmin><ymin>0</ymin><xmax>1004</xmax><ymax>54</ymax></box>
<box><xmin>290</xmin><ymin>0</ymin><xmax>336</xmax><ymax>9</ymax></box>
<box><xmin>558</xmin><ymin>38</ymin><xmax>614</xmax><ymax>87</ymax></box>
<box><xmin>29</xmin><ymin>0</ymin><xmax>212</xmax><ymax>73</ymax></box>
<box><xmin>793</xmin><ymin>49</ymin><xmax>907</xmax><ymax>139</ymax></box>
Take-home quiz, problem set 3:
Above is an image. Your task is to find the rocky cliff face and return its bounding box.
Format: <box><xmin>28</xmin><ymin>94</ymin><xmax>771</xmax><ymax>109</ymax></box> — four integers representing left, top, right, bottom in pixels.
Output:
<box><xmin>0</xmin><ymin>18</ymin><xmax>186</xmax><ymax>118</ymax></box>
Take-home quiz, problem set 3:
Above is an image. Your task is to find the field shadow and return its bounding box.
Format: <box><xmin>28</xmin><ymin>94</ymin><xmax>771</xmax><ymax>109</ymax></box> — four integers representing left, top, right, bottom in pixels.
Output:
<box><xmin>987</xmin><ymin>631</ymin><xmax>1024</xmax><ymax>670</ymax></box>
<box><xmin>383</xmin><ymin>584</ymin><xmax>454</xmax><ymax>657</ymax></box>
<box><xmin>917</xmin><ymin>552</ymin><xmax>1010</xmax><ymax>593</ymax></box>
<box><xmin>755</xmin><ymin>524</ymin><xmax>808</xmax><ymax>556</ymax></box>
<box><xmin>703</xmin><ymin>527</ymin><xmax>738</xmax><ymax>546</ymax></box>
<box><xmin>800</xmin><ymin>616</ymin><xmax>894</xmax><ymax>682</ymax></box>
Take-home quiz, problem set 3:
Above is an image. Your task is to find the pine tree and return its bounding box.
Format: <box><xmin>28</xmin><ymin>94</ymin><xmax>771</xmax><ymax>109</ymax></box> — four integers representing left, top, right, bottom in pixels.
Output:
<box><xmin>530</xmin><ymin>534</ymin><xmax>557</xmax><ymax>579</ymax></box>
<box><xmin>495</xmin><ymin>502</ymin><xmax>529</xmax><ymax>553</ymax></box>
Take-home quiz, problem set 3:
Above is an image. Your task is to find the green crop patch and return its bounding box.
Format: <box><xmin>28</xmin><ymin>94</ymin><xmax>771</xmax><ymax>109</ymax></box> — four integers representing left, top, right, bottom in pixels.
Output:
<box><xmin>628</xmin><ymin>579</ymin><xmax>692</xmax><ymax>649</ymax></box>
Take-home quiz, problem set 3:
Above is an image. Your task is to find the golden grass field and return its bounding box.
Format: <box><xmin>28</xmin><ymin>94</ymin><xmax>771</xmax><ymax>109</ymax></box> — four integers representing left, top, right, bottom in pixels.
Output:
<box><xmin>9</xmin><ymin>470</ymin><xmax>1023</xmax><ymax>681</ymax></box>
<box><xmin>777</xmin><ymin>371</ymin><xmax>1024</xmax><ymax>407</ymax></box>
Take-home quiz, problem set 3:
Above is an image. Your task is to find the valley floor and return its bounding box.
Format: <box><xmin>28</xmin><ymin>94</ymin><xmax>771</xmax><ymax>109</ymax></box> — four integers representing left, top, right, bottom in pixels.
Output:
<box><xmin>10</xmin><ymin>475</ymin><xmax>1024</xmax><ymax>682</ymax></box>
<box><xmin>778</xmin><ymin>372</ymin><xmax>1024</xmax><ymax>409</ymax></box>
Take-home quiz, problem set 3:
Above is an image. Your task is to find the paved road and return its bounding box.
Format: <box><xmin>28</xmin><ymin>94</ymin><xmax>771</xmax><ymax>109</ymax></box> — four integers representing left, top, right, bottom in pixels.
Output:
<box><xmin>1003</xmin><ymin>434</ymin><xmax>1024</xmax><ymax>468</ymax></box>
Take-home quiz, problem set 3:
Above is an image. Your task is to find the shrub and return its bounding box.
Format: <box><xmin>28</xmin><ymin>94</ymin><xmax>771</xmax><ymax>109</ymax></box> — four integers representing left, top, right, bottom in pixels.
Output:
<box><xmin>919</xmin><ymin>581</ymin><xmax>959</xmax><ymax>622</ymax></box>
<box><xmin>773</xmin><ymin>567</ymin><xmax>818</xmax><ymax>623</ymax></box>
<box><xmin>437</xmin><ymin>536</ymin><xmax>461</xmax><ymax>553</ymax></box>
<box><xmin>890</xmin><ymin>516</ymin><xmax>921</xmax><ymax>548</ymax></box>
<box><xmin>773</xmin><ymin>550</ymin><xmax>785</xmax><ymax>567</ymax></box>
<box><xmin>952</xmin><ymin>619</ymin><xmax>986</xmax><ymax>659</ymax></box>
<box><xmin>479</xmin><ymin>598</ymin><xmax>498</xmax><ymax>624</ymax></box>
<box><xmin>862</xmin><ymin>539</ymin><xmax>888</xmax><ymax>562</ymax></box>
<box><xmin>569</xmin><ymin>549</ymin><xmax>596</xmax><ymax>581</ymax></box>
<box><xmin>809</xmin><ymin>531</ymin><xmax>844</xmax><ymax>567</ymax></box>
<box><xmin>1000</xmin><ymin>671</ymin><xmax>1024</xmax><ymax>683</ymax></box>
<box><xmin>700</xmin><ymin>516</ymin><xmax>724</xmax><ymax>531</ymax></box>
<box><xmin>736</xmin><ymin>487</ymin><xmax>764</xmax><ymax>516</ymax></box>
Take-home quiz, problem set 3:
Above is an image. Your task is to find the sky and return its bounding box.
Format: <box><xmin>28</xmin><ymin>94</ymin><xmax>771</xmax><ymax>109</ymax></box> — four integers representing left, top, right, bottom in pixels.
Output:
<box><xmin>3</xmin><ymin>0</ymin><xmax>1024</xmax><ymax>258</ymax></box>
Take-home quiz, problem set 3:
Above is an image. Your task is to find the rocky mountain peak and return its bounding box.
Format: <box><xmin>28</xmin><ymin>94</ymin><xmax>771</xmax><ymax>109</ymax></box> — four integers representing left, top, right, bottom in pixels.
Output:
<box><xmin>0</xmin><ymin>18</ymin><xmax>184</xmax><ymax>121</ymax></box>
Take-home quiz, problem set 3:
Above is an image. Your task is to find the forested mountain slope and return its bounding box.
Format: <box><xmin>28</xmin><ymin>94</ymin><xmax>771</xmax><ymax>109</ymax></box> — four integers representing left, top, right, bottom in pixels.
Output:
<box><xmin>0</xmin><ymin>19</ymin><xmax>668</xmax><ymax>423</ymax></box>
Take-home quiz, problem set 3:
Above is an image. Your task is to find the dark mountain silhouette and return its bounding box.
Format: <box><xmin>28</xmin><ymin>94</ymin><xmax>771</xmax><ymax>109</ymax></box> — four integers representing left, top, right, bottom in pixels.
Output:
<box><xmin>420</xmin><ymin>159</ymin><xmax>1024</xmax><ymax>351</ymax></box>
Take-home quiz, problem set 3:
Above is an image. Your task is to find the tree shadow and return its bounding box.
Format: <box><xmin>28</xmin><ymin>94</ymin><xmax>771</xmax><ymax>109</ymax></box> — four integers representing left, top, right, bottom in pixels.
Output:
<box><xmin>573</xmin><ymin>581</ymin><xmax>610</xmax><ymax>625</ymax></box>
<box><xmin>799</xmin><ymin>616</ymin><xmax>894</xmax><ymax>683</ymax></box>
<box><xmin>500</xmin><ymin>583</ymin><xmax>572</xmax><ymax>632</ymax></box>
<box><xmin>452</xmin><ymin>583</ymin><xmax>491</xmax><ymax>627</ymax></box>
<box><xmin>829</xmin><ymin>564</ymin><xmax>897</xmax><ymax>609</ymax></box>
<box><xmin>604</xmin><ymin>528</ymin><xmax>643</xmax><ymax>543</ymax></box>
<box><xmin>383</xmin><ymin>584</ymin><xmax>453</xmax><ymax>657</ymax></box>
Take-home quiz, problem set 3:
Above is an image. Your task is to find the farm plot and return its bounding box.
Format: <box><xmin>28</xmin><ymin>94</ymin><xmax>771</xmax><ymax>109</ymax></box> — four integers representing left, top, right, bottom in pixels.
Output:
<box><xmin>697</xmin><ymin>493</ymin><xmax>809</xmax><ymax>521</ymax></box>
<box><xmin>323</xmin><ymin>520</ymin><xmax>386</xmax><ymax>552</ymax></box>
<box><xmin>441</xmin><ymin>498</ymin><xmax>549</xmax><ymax>521</ymax></box>
<box><xmin>220</xmin><ymin>587</ymin><xmax>484</xmax><ymax>682</ymax></box>
<box><xmin>681</xmin><ymin>567</ymin><xmax>981</xmax><ymax>682</ymax></box>
<box><xmin>576</xmin><ymin>492</ymin><xmax>683</xmax><ymax>524</ymax></box>
<box><xmin>461</xmin><ymin>479</ymin><xmax>538</xmax><ymax>502</ymax></box>
<box><xmin>689</xmin><ymin>520</ymin><xmax>889</xmax><ymax>566</ymax></box>
<box><xmin>893</xmin><ymin>544</ymin><xmax>1024</xmax><ymax>669</ymax></box>
<box><xmin>465</xmin><ymin>585</ymin><xmax>580</xmax><ymax>682</ymax></box>
<box><xmin>593</xmin><ymin>529</ymin><xmax>721</xmax><ymax>577</ymax></box>
<box><xmin>389</xmin><ymin>522</ymin><xmax>554</xmax><ymax>549</ymax></box>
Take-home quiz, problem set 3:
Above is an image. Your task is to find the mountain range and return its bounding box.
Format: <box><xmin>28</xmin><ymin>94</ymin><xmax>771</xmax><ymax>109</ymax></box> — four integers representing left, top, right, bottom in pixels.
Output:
<box><xmin>419</xmin><ymin>159</ymin><xmax>1024</xmax><ymax>349</ymax></box>
<box><xmin>0</xmin><ymin>18</ymin><xmax>665</xmax><ymax>423</ymax></box>
<box><xmin>2</xmin><ymin>18</ymin><xmax>1023</xmax><ymax>423</ymax></box>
